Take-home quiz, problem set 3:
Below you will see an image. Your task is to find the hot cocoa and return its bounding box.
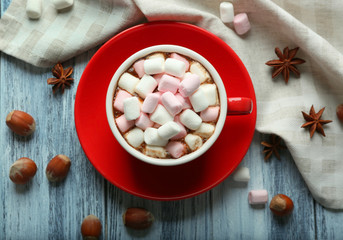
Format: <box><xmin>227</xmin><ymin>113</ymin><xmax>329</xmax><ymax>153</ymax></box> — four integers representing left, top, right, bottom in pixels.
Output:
<box><xmin>112</xmin><ymin>52</ymin><xmax>220</xmax><ymax>159</ymax></box>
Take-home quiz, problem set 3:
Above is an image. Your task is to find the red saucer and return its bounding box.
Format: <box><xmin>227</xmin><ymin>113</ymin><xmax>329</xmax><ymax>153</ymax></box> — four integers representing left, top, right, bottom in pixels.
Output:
<box><xmin>75</xmin><ymin>21</ymin><xmax>256</xmax><ymax>200</ymax></box>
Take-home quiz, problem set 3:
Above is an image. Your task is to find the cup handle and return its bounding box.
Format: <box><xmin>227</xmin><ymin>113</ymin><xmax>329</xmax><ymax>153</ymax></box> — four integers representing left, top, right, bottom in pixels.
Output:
<box><xmin>227</xmin><ymin>97</ymin><xmax>253</xmax><ymax>115</ymax></box>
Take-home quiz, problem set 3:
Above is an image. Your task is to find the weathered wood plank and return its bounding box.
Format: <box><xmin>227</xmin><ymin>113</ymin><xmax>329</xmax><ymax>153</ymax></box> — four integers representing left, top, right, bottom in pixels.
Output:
<box><xmin>315</xmin><ymin>203</ymin><xmax>343</xmax><ymax>239</ymax></box>
<box><xmin>0</xmin><ymin>48</ymin><xmax>106</xmax><ymax>239</ymax></box>
<box><xmin>1</xmin><ymin>0</ymin><xmax>11</xmax><ymax>13</ymax></box>
<box><xmin>106</xmin><ymin>182</ymin><xmax>214</xmax><ymax>240</ymax></box>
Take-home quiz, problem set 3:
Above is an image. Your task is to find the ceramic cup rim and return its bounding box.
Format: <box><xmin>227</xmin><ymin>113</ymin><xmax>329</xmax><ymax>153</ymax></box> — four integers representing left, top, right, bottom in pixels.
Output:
<box><xmin>105</xmin><ymin>45</ymin><xmax>227</xmax><ymax>166</ymax></box>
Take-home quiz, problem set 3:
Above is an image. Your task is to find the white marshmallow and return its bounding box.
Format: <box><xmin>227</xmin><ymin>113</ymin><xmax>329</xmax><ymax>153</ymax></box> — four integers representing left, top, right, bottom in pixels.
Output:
<box><xmin>123</xmin><ymin>97</ymin><xmax>140</xmax><ymax>121</ymax></box>
<box><xmin>182</xmin><ymin>72</ymin><xmax>192</xmax><ymax>80</ymax></box>
<box><xmin>171</xmin><ymin>53</ymin><xmax>190</xmax><ymax>71</ymax></box>
<box><xmin>179</xmin><ymin>109</ymin><xmax>202</xmax><ymax>130</ymax></box>
<box><xmin>150</xmin><ymin>104</ymin><xmax>174</xmax><ymax>125</ymax></box>
<box><xmin>147</xmin><ymin>53</ymin><xmax>165</xmax><ymax>60</ymax></box>
<box><xmin>190</xmin><ymin>62</ymin><xmax>211</xmax><ymax>83</ymax></box>
<box><xmin>185</xmin><ymin>134</ymin><xmax>203</xmax><ymax>151</ymax></box>
<box><xmin>144</xmin><ymin>128</ymin><xmax>168</xmax><ymax>147</ymax></box>
<box><xmin>26</xmin><ymin>0</ymin><xmax>42</xmax><ymax>19</ymax></box>
<box><xmin>118</xmin><ymin>73</ymin><xmax>140</xmax><ymax>94</ymax></box>
<box><xmin>194</xmin><ymin>123</ymin><xmax>215</xmax><ymax>138</ymax></box>
<box><xmin>189</xmin><ymin>88</ymin><xmax>210</xmax><ymax>112</ymax></box>
<box><xmin>165</xmin><ymin>58</ymin><xmax>187</xmax><ymax>78</ymax></box>
<box><xmin>144</xmin><ymin>145</ymin><xmax>167</xmax><ymax>158</ymax></box>
<box><xmin>52</xmin><ymin>0</ymin><xmax>73</xmax><ymax>10</ymax></box>
<box><xmin>232</xmin><ymin>167</ymin><xmax>250</xmax><ymax>182</ymax></box>
<box><xmin>199</xmin><ymin>84</ymin><xmax>218</xmax><ymax>106</ymax></box>
<box><xmin>125</xmin><ymin>128</ymin><xmax>144</xmax><ymax>148</ymax></box>
<box><xmin>157</xmin><ymin>121</ymin><xmax>181</xmax><ymax>140</ymax></box>
<box><xmin>144</xmin><ymin>58</ymin><xmax>165</xmax><ymax>75</ymax></box>
<box><xmin>220</xmin><ymin>2</ymin><xmax>234</xmax><ymax>23</ymax></box>
<box><xmin>135</xmin><ymin>74</ymin><xmax>157</xmax><ymax>98</ymax></box>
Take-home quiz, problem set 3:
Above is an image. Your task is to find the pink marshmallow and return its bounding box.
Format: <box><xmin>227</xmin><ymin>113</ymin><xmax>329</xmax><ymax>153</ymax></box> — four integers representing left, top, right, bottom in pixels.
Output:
<box><xmin>179</xmin><ymin>73</ymin><xmax>200</xmax><ymax>97</ymax></box>
<box><xmin>171</xmin><ymin>53</ymin><xmax>190</xmax><ymax>71</ymax></box>
<box><xmin>158</xmin><ymin>74</ymin><xmax>180</xmax><ymax>94</ymax></box>
<box><xmin>200</xmin><ymin>106</ymin><xmax>220</xmax><ymax>122</ymax></box>
<box><xmin>175</xmin><ymin>93</ymin><xmax>191</xmax><ymax>109</ymax></box>
<box><xmin>171</xmin><ymin>116</ymin><xmax>187</xmax><ymax>140</ymax></box>
<box><xmin>170</xmin><ymin>123</ymin><xmax>187</xmax><ymax>140</ymax></box>
<box><xmin>135</xmin><ymin>112</ymin><xmax>154</xmax><ymax>130</ymax></box>
<box><xmin>113</xmin><ymin>90</ymin><xmax>132</xmax><ymax>112</ymax></box>
<box><xmin>142</xmin><ymin>92</ymin><xmax>160</xmax><ymax>113</ymax></box>
<box><xmin>166</xmin><ymin>141</ymin><xmax>187</xmax><ymax>158</ymax></box>
<box><xmin>161</xmin><ymin>92</ymin><xmax>183</xmax><ymax>116</ymax></box>
<box><xmin>115</xmin><ymin>114</ymin><xmax>135</xmax><ymax>133</ymax></box>
<box><xmin>133</xmin><ymin>59</ymin><xmax>145</xmax><ymax>78</ymax></box>
<box><xmin>233</xmin><ymin>13</ymin><xmax>251</xmax><ymax>35</ymax></box>
<box><xmin>153</xmin><ymin>73</ymin><xmax>164</xmax><ymax>84</ymax></box>
<box><xmin>248</xmin><ymin>190</ymin><xmax>268</xmax><ymax>205</ymax></box>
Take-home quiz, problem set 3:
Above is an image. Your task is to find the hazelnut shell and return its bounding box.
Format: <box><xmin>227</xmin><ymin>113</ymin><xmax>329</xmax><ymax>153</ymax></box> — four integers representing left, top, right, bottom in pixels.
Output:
<box><xmin>337</xmin><ymin>104</ymin><xmax>343</xmax><ymax>123</ymax></box>
<box><xmin>9</xmin><ymin>157</ymin><xmax>37</xmax><ymax>184</ymax></box>
<box><xmin>46</xmin><ymin>154</ymin><xmax>71</xmax><ymax>182</ymax></box>
<box><xmin>6</xmin><ymin>110</ymin><xmax>36</xmax><ymax>136</ymax></box>
<box><xmin>269</xmin><ymin>194</ymin><xmax>294</xmax><ymax>216</ymax></box>
<box><xmin>123</xmin><ymin>207</ymin><xmax>154</xmax><ymax>229</ymax></box>
<box><xmin>81</xmin><ymin>215</ymin><xmax>102</xmax><ymax>239</ymax></box>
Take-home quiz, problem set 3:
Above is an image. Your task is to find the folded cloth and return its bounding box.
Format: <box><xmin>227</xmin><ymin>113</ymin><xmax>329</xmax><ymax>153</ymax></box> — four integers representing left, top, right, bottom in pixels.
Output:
<box><xmin>0</xmin><ymin>0</ymin><xmax>146</xmax><ymax>67</ymax></box>
<box><xmin>1</xmin><ymin>0</ymin><xmax>343</xmax><ymax>208</ymax></box>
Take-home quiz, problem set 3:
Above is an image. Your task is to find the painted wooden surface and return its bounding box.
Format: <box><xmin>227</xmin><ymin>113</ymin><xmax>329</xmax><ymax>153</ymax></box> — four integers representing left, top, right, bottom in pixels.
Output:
<box><xmin>1</xmin><ymin>1</ymin><xmax>343</xmax><ymax>239</ymax></box>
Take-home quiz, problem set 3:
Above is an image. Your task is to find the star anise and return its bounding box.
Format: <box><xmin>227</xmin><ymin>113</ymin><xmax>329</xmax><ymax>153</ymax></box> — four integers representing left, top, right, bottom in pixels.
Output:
<box><xmin>261</xmin><ymin>134</ymin><xmax>284</xmax><ymax>161</ymax></box>
<box><xmin>265</xmin><ymin>47</ymin><xmax>306</xmax><ymax>84</ymax></box>
<box><xmin>47</xmin><ymin>62</ymin><xmax>74</xmax><ymax>94</ymax></box>
<box><xmin>301</xmin><ymin>105</ymin><xmax>332</xmax><ymax>138</ymax></box>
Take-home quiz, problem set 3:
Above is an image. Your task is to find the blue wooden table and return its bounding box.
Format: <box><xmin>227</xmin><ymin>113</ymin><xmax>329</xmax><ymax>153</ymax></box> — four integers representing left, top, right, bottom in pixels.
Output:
<box><xmin>1</xmin><ymin>1</ymin><xmax>343</xmax><ymax>239</ymax></box>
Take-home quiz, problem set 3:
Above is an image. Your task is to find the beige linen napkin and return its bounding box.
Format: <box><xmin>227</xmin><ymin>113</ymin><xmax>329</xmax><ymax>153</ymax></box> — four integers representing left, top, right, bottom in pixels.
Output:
<box><xmin>1</xmin><ymin>0</ymin><xmax>343</xmax><ymax>208</ymax></box>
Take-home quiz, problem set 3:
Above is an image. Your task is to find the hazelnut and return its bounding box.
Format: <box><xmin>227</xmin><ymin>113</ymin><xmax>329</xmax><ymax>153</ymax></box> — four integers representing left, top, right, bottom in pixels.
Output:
<box><xmin>81</xmin><ymin>215</ymin><xmax>102</xmax><ymax>240</ymax></box>
<box><xmin>46</xmin><ymin>155</ymin><xmax>71</xmax><ymax>182</ymax></box>
<box><xmin>123</xmin><ymin>207</ymin><xmax>154</xmax><ymax>229</ymax></box>
<box><xmin>337</xmin><ymin>104</ymin><xmax>343</xmax><ymax>123</ymax></box>
<box><xmin>6</xmin><ymin>110</ymin><xmax>36</xmax><ymax>136</ymax></box>
<box><xmin>9</xmin><ymin>157</ymin><xmax>37</xmax><ymax>184</ymax></box>
<box><xmin>269</xmin><ymin>194</ymin><xmax>294</xmax><ymax>216</ymax></box>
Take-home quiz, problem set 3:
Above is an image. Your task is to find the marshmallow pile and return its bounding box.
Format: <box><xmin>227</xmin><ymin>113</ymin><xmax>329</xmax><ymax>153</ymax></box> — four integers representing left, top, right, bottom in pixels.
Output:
<box><xmin>112</xmin><ymin>52</ymin><xmax>220</xmax><ymax>159</ymax></box>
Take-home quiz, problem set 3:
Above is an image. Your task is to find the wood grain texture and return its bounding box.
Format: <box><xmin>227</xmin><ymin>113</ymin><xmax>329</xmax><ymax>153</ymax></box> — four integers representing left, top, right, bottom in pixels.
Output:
<box><xmin>1</xmin><ymin>0</ymin><xmax>343</xmax><ymax>239</ymax></box>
